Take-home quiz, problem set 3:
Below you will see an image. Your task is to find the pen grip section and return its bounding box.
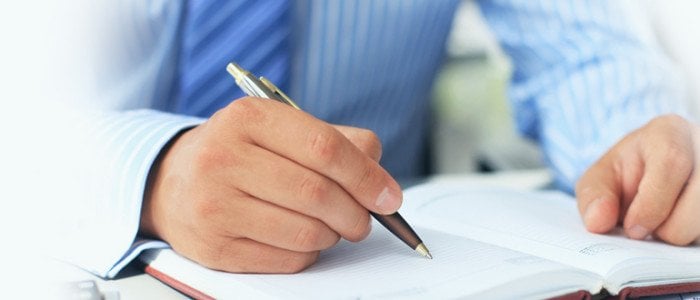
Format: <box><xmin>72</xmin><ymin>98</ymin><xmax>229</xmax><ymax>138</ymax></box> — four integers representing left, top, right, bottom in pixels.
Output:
<box><xmin>370</xmin><ymin>212</ymin><xmax>422</xmax><ymax>250</ymax></box>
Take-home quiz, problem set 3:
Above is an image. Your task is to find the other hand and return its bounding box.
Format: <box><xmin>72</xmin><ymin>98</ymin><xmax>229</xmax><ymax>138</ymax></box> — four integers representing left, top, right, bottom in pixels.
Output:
<box><xmin>140</xmin><ymin>97</ymin><xmax>403</xmax><ymax>273</ymax></box>
<box><xmin>576</xmin><ymin>114</ymin><xmax>700</xmax><ymax>246</ymax></box>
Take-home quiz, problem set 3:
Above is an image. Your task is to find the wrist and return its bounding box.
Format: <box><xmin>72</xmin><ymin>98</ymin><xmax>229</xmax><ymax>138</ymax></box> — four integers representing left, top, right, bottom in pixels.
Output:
<box><xmin>140</xmin><ymin>127</ymin><xmax>194</xmax><ymax>239</ymax></box>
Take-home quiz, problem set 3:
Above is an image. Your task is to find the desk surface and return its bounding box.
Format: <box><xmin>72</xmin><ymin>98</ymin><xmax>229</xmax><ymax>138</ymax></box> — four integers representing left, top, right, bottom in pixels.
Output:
<box><xmin>53</xmin><ymin>260</ymin><xmax>182</xmax><ymax>299</ymax></box>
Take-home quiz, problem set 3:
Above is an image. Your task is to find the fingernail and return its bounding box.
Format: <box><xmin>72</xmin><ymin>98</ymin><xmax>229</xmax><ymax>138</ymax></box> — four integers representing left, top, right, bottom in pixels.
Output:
<box><xmin>375</xmin><ymin>187</ymin><xmax>401</xmax><ymax>213</ymax></box>
<box><xmin>627</xmin><ymin>225</ymin><xmax>650</xmax><ymax>240</ymax></box>
<box><xmin>584</xmin><ymin>198</ymin><xmax>601</xmax><ymax>226</ymax></box>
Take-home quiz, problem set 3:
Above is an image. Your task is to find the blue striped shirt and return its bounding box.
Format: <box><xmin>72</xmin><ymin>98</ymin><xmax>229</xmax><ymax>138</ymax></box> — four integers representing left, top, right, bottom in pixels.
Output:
<box><xmin>68</xmin><ymin>0</ymin><xmax>685</xmax><ymax>277</ymax></box>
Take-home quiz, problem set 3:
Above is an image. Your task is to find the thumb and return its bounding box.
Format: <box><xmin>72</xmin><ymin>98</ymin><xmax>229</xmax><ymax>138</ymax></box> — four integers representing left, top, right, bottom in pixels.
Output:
<box><xmin>575</xmin><ymin>155</ymin><xmax>622</xmax><ymax>234</ymax></box>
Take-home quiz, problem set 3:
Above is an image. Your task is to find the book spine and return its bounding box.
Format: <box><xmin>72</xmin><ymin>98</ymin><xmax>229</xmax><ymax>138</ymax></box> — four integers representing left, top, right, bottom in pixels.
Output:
<box><xmin>618</xmin><ymin>282</ymin><xmax>700</xmax><ymax>299</ymax></box>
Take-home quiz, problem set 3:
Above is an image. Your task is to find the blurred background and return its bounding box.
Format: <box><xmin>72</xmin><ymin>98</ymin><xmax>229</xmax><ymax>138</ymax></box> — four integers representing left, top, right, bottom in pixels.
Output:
<box><xmin>431</xmin><ymin>0</ymin><xmax>541</xmax><ymax>175</ymax></box>
<box><xmin>430</xmin><ymin>0</ymin><xmax>700</xmax><ymax>176</ymax></box>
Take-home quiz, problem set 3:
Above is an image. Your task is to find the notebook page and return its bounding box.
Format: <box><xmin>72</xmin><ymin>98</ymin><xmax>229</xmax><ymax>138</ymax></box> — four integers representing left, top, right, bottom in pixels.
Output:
<box><xmin>402</xmin><ymin>184</ymin><xmax>700</xmax><ymax>279</ymax></box>
<box><xmin>143</xmin><ymin>225</ymin><xmax>599</xmax><ymax>300</ymax></box>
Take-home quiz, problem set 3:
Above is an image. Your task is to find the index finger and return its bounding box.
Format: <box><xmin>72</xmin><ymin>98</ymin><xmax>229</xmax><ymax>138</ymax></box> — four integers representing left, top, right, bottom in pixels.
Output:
<box><xmin>225</xmin><ymin>98</ymin><xmax>402</xmax><ymax>215</ymax></box>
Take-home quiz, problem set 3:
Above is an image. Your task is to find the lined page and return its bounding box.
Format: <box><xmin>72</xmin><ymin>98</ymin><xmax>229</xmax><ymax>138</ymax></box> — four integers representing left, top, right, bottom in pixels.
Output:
<box><xmin>402</xmin><ymin>184</ymin><xmax>700</xmax><ymax>280</ymax></box>
<box><xmin>144</xmin><ymin>226</ymin><xmax>599</xmax><ymax>300</ymax></box>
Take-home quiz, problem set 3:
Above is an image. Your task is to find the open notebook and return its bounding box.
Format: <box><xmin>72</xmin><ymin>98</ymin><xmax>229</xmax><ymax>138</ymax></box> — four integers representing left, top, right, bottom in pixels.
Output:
<box><xmin>139</xmin><ymin>181</ymin><xmax>700</xmax><ymax>299</ymax></box>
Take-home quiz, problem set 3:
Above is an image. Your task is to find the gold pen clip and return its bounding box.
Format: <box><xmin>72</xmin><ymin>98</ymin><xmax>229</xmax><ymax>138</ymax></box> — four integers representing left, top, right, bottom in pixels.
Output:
<box><xmin>259</xmin><ymin>77</ymin><xmax>301</xmax><ymax>110</ymax></box>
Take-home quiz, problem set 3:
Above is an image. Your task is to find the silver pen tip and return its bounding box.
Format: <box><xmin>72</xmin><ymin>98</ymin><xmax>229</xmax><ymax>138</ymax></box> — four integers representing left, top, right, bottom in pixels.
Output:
<box><xmin>226</xmin><ymin>62</ymin><xmax>247</xmax><ymax>82</ymax></box>
<box><xmin>415</xmin><ymin>243</ymin><xmax>433</xmax><ymax>259</ymax></box>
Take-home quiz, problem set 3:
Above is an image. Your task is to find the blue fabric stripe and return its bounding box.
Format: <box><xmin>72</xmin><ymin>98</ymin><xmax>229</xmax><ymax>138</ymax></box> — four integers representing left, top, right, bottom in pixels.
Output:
<box><xmin>186</xmin><ymin>2</ymin><xmax>248</xmax><ymax>58</ymax></box>
<box><xmin>176</xmin><ymin>0</ymin><xmax>290</xmax><ymax>117</ymax></box>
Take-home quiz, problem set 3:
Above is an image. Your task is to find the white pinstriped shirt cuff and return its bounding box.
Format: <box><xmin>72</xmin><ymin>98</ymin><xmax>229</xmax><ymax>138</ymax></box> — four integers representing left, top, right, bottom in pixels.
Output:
<box><xmin>87</xmin><ymin>110</ymin><xmax>204</xmax><ymax>278</ymax></box>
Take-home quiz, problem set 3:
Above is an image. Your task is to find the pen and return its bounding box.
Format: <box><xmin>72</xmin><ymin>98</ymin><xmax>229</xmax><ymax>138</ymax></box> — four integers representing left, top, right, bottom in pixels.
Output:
<box><xmin>226</xmin><ymin>62</ymin><xmax>433</xmax><ymax>259</ymax></box>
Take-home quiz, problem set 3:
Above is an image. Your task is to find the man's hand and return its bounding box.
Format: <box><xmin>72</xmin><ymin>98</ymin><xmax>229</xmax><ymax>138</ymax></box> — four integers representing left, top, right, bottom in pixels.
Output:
<box><xmin>576</xmin><ymin>114</ymin><xmax>700</xmax><ymax>246</ymax></box>
<box><xmin>140</xmin><ymin>97</ymin><xmax>403</xmax><ymax>273</ymax></box>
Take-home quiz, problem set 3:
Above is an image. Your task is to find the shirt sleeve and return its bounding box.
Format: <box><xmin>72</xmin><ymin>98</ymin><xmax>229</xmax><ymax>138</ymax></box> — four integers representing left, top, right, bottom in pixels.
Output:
<box><xmin>38</xmin><ymin>0</ymin><xmax>193</xmax><ymax>278</ymax></box>
<box><xmin>477</xmin><ymin>0</ymin><xmax>688</xmax><ymax>192</ymax></box>
<box><xmin>49</xmin><ymin>109</ymin><xmax>203</xmax><ymax>278</ymax></box>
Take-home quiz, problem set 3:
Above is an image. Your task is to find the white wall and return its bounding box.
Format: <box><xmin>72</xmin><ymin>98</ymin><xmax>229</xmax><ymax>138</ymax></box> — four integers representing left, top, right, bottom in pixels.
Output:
<box><xmin>644</xmin><ymin>0</ymin><xmax>700</xmax><ymax>120</ymax></box>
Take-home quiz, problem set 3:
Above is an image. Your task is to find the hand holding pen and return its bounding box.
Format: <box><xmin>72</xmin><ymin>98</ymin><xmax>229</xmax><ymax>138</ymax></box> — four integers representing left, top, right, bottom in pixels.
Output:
<box><xmin>227</xmin><ymin>62</ymin><xmax>432</xmax><ymax>259</ymax></box>
<box><xmin>139</xmin><ymin>62</ymin><xmax>428</xmax><ymax>274</ymax></box>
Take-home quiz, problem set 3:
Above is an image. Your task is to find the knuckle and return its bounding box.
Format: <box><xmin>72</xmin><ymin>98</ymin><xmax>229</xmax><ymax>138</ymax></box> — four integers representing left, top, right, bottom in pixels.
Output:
<box><xmin>651</xmin><ymin>114</ymin><xmax>686</xmax><ymax>128</ymax></box>
<box><xmin>225</xmin><ymin>97</ymin><xmax>263</xmax><ymax>119</ymax></box>
<box><xmin>280</xmin><ymin>252</ymin><xmax>319</xmax><ymax>274</ymax></box>
<box><xmin>219</xmin><ymin>97</ymin><xmax>268</xmax><ymax>133</ymax></box>
<box><xmin>298</xmin><ymin>173</ymin><xmax>330</xmax><ymax>206</ymax></box>
<box><xmin>646</xmin><ymin>114</ymin><xmax>679</xmax><ymax>132</ymax></box>
<box><xmin>191</xmin><ymin>196</ymin><xmax>222</xmax><ymax>220</ymax></box>
<box><xmin>363</xmin><ymin>129</ymin><xmax>380</xmax><ymax>144</ymax></box>
<box><xmin>345</xmin><ymin>213</ymin><xmax>370</xmax><ymax>242</ymax></box>
<box><xmin>353</xmin><ymin>163</ymin><xmax>380</xmax><ymax>192</ymax></box>
<box><xmin>644</xmin><ymin>115</ymin><xmax>693</xmax><ymax>168</ymax></box>
<box><xmin>574</xmin><ymin>181</ymin><xmax>594</xmax><ymax>199</ymax></box>
<box><xmin>659</xmin><ymin>141</ymin><xmax>693</xmax><ymax>171</ymax></box>
<box><xmin>357</xmin><ymin>129</ymin><xmax>382</xmax><ymax>159</ymax></box>
<box><xmin>634</xmin><ymin>197</ymin><xmax>669</xmax><ymax>222</ymax></box>
<box><xmin>192</xmin><ymin>145</ymin><xmax>230</xmax><ymax>174</ymax></box>
<box><xmin>574</xmin><ymin>185</ymin><xmax>594</xmax><ymax>212</ymax></box>
<box><xmin>293</xmin><ymin>221</ymin><xmax>325</xmax><ymax>251</ymax></box>
<box><xmin>308</xmin><ymin>129</ymin><xmax>342</xmax><ymax>167</ymax></box>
